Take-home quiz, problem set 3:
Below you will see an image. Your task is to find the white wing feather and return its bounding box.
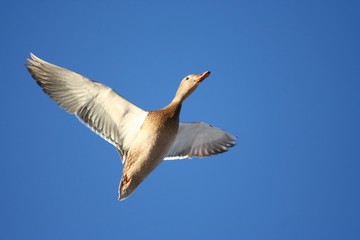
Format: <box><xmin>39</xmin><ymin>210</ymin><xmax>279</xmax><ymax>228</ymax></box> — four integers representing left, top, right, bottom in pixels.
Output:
<box><xmin>164</xmin><ymin>122</ymin><xmax>236</xmax><ymax>160</ymax></box>
<box><xmin>26</xmin><ymin>53</ymin><xmax>147</xmax><ymax>155</ymax></box>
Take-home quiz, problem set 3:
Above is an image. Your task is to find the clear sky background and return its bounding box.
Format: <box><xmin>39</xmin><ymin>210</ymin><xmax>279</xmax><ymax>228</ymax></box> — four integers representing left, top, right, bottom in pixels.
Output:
<box><xmin>1</xmin><ymin>0</ymin><xmax>359</xmax><ymax>239</ymax></box>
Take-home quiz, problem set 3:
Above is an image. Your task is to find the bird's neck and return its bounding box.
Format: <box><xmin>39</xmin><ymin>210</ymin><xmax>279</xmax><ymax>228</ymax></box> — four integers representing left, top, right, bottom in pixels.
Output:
<box><xmin>165</xmin><ymin>101</ymin><xmax>182</xmax><ymax>118</ymax></box>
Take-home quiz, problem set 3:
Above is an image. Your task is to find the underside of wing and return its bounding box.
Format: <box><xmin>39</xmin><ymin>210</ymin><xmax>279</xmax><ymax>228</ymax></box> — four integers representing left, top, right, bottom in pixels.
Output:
<box><xmin>26</xmin><ymin>53</ymin><xmax>148</xmax><ymax>155</ymax></box>
<box><xmin>164</xmin><ymin>122</ymin><xmax>236</xmax><ymax>160</ymax></box>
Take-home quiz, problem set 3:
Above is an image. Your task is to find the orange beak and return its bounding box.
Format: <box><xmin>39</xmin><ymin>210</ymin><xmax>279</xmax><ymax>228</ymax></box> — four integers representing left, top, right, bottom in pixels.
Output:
<box><xmin>196</xmin><ymin>71</ymin><xmax>211</xmax><ymax>83</ymax></box>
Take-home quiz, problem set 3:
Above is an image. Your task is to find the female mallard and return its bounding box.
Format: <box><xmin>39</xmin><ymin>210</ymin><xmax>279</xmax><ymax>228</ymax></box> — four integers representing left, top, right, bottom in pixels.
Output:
<box><xmin>26</xmin><ymin>53</ymin><xmax>236</xmax><ymax>200</ymax></box>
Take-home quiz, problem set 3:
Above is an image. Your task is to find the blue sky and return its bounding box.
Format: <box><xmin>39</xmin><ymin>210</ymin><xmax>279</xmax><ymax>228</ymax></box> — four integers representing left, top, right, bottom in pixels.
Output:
<box><xmin>1</xmin><ymin>0</ymin><xmax>360</xmax><ymax>239</ymax></box>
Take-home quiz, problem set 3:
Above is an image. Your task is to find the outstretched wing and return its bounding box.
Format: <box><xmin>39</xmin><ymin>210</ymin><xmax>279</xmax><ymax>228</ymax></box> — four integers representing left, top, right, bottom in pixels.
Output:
<box><xmin>164</xmin><ymin>122</ymin><xmax>236</xmax><ymax>160</ymax></box>
<box><xmin>26</xmin><ymin>53</ymin><xmax>148</xmax><ymax>155</ymax></box>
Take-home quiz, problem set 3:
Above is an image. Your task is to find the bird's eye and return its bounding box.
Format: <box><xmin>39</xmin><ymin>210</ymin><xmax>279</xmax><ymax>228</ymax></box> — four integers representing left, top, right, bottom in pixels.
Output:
<box><xmin>185</xmin><ymin>77</ymin><xmax>189</xmax><ymax>81</ymax></box>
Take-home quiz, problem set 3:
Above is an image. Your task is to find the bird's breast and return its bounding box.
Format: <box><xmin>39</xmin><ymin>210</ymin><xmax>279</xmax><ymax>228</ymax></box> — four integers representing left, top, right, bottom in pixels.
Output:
<box><xmin>122</xmin><ymin>109</ymin><xmax>180</xmax><ymax>178</ymax></box>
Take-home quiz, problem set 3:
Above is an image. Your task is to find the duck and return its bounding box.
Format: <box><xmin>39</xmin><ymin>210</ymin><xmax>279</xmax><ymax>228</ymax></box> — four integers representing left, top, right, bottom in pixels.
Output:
<box><xmin>26</xmin><ymin>53</ymin><xmax>236</xmax><ymax>200</ymax></box>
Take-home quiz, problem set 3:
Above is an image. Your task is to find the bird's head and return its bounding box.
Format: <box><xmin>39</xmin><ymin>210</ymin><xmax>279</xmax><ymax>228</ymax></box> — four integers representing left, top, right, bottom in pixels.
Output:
<box><xmin>173</xmin><ymin>71</ymin><xmax>211</xmax><ymax>103</ymax></box>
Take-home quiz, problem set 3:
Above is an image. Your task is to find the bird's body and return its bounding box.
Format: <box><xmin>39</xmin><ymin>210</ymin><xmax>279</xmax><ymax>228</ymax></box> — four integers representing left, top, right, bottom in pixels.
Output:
<box><xmin>26</xmin><ymin>54</ymin><xmax>236</xmax><ymax>200</ymax></box>
<box><xmin>120</xmin><ymin>104</ymin><xmax>181</xmax><ymax>199</ymax></box>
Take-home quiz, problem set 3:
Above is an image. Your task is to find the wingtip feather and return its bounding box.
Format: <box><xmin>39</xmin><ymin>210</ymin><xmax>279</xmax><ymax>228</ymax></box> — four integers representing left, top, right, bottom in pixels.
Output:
<box><xmin>30</xmin><ymin>52</ymin><xmax>38</xmax><ymax>61</ymax></box>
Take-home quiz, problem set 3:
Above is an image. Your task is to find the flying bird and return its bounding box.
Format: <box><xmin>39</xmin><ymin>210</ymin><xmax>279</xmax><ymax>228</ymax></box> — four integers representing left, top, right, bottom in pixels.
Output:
<box><xmin>25</xmin><ymin>53</ymin><xmax>236</xmax><ymax>200</ymax></box>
